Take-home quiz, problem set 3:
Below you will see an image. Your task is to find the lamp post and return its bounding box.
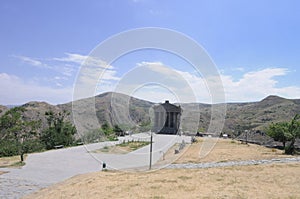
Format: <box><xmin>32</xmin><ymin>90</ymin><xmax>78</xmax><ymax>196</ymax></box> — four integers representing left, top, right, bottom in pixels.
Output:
<box><xmin>149</xmin><ymin>131</ymin><xmax>153</xmax><ymax>170</ymax></box>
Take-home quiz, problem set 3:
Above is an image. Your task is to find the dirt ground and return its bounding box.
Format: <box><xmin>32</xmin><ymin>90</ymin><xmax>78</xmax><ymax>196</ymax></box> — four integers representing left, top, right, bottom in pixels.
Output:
<box><xmin>24</xmin><ymin>138</ymin><xmax>300</xmax><ymax>199</ymax></box>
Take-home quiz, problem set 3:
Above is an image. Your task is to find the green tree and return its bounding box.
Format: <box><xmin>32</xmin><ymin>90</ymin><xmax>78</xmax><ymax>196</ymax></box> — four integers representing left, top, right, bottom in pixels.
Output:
<box><xmin>101</xmin><ymin>123</ymin><xmax>117</xmax><ymax>141</ymax></box>
<box><xmin>267</xmin><ymin>122</ymin><xmax>288</xmax><ymax>148</ymax></box>
<box><xmin>82</xmin><ymin>128</ymin><xmax>104</xmax><ymax>143</ymax></box>
<box><xmin>267</xmin><ymin>114</ymin><xmax>300</xmax><ymax>154</ymax></box>
<box><xmin>101</xmin><ymin>122</ymin><xmax>113</xmax><ymax>136</ymax></box>
<box><xmin>138</xmin><ymin>120</ymin><xmax>151</xmax><ymax>132</ymax></box>
<box><xmin>113</xmin><ymin>124</ymin><xmax>124</xmax><ymax>136</ymax></box>
<box><xmin>0</xmin><ymin>107</ymin><xmax>41</xmax><ymax>161</ymax></box>
<box><xmin>41</xmin><ymin>110</ymin><xmax>76</xmax><ymax>149</ymax></box>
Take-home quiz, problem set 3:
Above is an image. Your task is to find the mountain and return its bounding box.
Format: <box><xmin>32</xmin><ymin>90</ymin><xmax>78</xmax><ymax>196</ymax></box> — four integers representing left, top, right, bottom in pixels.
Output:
<box><xmin>0</xmin><ymin>93</ymin><xmax>299</xmax><ymax>137</ymax></box>
<box><xmin>224</xmin><ymin>95</ymin><xmax>300</xmax><ymax>134</ymax></box>
<box><xmin>58</xmin><ymin>92</ymin><xmax>154</xmax><ymax>134</ymax></box>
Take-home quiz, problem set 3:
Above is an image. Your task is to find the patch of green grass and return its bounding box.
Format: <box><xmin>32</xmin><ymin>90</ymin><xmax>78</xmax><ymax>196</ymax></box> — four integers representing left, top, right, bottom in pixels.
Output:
<box><xmin>117</xmin><ymin>141</ymin><xmax>150</xmax><ymax>151</ymax></box>
<box><xmin>94</xmin><ymin>141</ymin><xmax>150</xmax><ymax>154</ymax></box>
<box><xmin>178</xmin><ymin>176</ymin><xmax>192</xmax><ymax>180</ymax></box>
<box><xmin>0</xmin><ymin>155</ymin><xmax>26</xmax><ymax>168</ymax></box>
<box><xmin>150</xmin><ymin>185</ymin><xmax>160</xmax><ymax>189</ymax></box>
<box><xmin>152</xmin><ymin>196</ymin><xmax>165</xmax><ymax>199</ymax></box>
<box><xmin>100</xmin><ymin>146</ymin><xmax>110</xmax><ymax>152</ymax></box>
<box><xmin>10</xmin><ymin>161</ymin><xmax>25</xmax><ymax>167</ymax></box>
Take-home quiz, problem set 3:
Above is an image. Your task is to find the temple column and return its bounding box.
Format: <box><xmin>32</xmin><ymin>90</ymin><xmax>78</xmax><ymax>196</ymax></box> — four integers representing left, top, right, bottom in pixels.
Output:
<box><xmin>172</xmin><ymin>112</ymin><xmax>176</xmax><ymax>128</ymax></box>
<box><xmin>168</xmin><ymin>112</ymin><xmax>171</xmax><ymax>128</ymax></box>
<box><xmin>158</xmin><ymin>112</ymin><xmax>162</xmax><ymax>129</ymax></box>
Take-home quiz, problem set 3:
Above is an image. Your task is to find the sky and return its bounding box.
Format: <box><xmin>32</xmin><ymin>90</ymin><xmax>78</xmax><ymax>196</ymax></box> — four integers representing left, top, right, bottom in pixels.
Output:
<box><xmin>0</xmin><ymin>0</ymin><xmax>300</xmax><ymax>105</ymax></box>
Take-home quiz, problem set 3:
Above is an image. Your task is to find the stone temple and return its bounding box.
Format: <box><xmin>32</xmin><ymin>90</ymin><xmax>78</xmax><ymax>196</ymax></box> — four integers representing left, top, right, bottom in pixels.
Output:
<box><xmin>152</xmin><ymin>100</ymin><xmax>182</xmax><ymax>134</ymax></box>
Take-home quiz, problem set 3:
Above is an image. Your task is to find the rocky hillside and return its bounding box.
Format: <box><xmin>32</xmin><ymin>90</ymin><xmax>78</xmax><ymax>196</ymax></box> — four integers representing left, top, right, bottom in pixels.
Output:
<box><xmin>224</xmin><ymin>95</ymin><xmax>300</xmax><ymax>134</ymax></box>
<box><xmin>0</xmin><ymin>105</ymin><xmax>8</xmax><ymax>117</ymax></box>
<box><xmin>58</xmin><ymin>92</ymin><xmax>153</xmax><ymax>134</ymax></box>
<box><xmin>1</xmin><ymin>93</ymin><xmax>299</xmax><ymax>137</ymax></box>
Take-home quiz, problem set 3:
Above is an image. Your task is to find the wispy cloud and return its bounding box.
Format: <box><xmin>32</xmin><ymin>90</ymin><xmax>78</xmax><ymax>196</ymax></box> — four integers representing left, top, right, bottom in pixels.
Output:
<box><xmin>13</xmin><ymin>54</ymin><xmax>76</xmax><ymax>76</ymax></box>
<box><xmin>53</xmin><ymin>53</ymin><xmax>114</xmax><ymax>69</ymax></box>
<box><xmin>232</xmin><ymin>67</ymin><xmax>245</xmax><ymax>72</ymax></box>
<box><xmin>12</xmin><ymin>55</ymin><xmax>45</xmax><ymax>67</ymax></box>
<box><xmin>9</xmin><ymin>52</ymin><xmax>122</xmax><ymax>102</ymax></box>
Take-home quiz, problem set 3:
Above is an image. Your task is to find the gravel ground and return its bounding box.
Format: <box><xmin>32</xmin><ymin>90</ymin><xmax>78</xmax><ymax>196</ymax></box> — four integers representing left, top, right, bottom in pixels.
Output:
<box><xmin>167</xmin><ymin>157</ymin><xmax>300</xmax><ymax>169</ymax></box>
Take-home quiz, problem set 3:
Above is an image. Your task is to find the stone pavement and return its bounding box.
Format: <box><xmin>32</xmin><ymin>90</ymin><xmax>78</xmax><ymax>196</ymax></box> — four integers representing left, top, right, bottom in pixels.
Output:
<box><xmin>167</xmin><ymin>157</ymin><xmax>300</xmax><ymax>169</ymax></box>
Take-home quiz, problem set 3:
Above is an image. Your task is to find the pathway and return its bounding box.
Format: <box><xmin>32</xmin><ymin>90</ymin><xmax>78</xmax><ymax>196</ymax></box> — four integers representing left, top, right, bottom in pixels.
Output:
<box><xmin>167</xmin><ymin>157</ymin><xmax>300</xmax><ymax>169</ymax></box>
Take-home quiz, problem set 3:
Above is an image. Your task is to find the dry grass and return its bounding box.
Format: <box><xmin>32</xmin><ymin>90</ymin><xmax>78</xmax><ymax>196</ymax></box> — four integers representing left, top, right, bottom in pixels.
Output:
<box><xmin>0</xmin><ymin>171</ymin><xmax>8</xmax><ymax>175</ymax></box>
<box><xmin>25</xmin><ymin>163</ymin><xmax>300</xmax><ymax>199</ymax></box>
<box><xmin>175</xmin><ymin>138</ymin><xmax>290</xmax><ymax>164</ymax></box>
<box><xmin>24</xmin><ymin>138</ymin><xmax>300</xmax><ymax>199</ymax></box>
<box><xmin>0</xmin><ymin>155</ymin><xmax>26</xmax><ymax>168</ymax></box>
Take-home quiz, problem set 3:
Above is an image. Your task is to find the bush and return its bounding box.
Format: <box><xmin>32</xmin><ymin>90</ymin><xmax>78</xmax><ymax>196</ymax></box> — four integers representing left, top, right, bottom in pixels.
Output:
<box><xmin>22</xmin><ymin>139</ymin><xmax>45</xmax><ymax>153</ymax></box>
<box><xmin>0</xmin><ymin>140</ymin><xmax>19</xmax><ymax>157</ymax></box>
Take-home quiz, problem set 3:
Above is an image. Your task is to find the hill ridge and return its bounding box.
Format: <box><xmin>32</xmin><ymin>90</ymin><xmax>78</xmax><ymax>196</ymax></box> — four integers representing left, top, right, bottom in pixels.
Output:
<box><xmin>0</xmin><ymin>92</ymin><xmax>299</xmax><ymax>137</ymax></box>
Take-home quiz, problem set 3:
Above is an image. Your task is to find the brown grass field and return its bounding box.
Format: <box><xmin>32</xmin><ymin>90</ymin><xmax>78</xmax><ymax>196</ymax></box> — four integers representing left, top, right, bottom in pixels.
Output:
<box><xmin>24</xmin><ymin>138</ymin><xmax>300</xmax><ymax>199</ymax></box>
<box><xmin>175</xmin><ymin>138</ymin><xmax>291</xmax><ymax>163</ymax></box>
<box><xmin>0</xmin><ymin>155</ymin><xmax>26</xmax><ymax>168</ymax></box>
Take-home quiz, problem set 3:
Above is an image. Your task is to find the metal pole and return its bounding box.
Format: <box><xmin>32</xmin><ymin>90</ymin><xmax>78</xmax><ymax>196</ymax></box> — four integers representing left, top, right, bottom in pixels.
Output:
<box><xmin>149</xmin><ymin>132</ymin><xmax>153</xmax><ymax>170</ymax></box>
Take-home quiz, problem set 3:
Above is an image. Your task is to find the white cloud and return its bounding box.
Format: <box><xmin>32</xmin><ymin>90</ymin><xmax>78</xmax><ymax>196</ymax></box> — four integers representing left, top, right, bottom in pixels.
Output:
<box><xmin>73</xmin><ymin>66</ymin><xmax>120</xmax><ymax>100</ymax></box>
<box><xmin>53</xmin><ymin>53</ymin><xmax>114</xmax><ymax>69</ymax></box>
<box><xmin>232</xmin><ymin>67</ymin><xmax>245</xmax><ymax>72</ymax></box>
<box><xmin>174</xmin><ymin>67</ymin><xmax>300</xmax><ymax>103</ymax></box>
<box><xmin>0</xmin><ymin>73</ymin><xmax>72</xmax><ymax>105</ymax></box>
<box><xmin>13</xmin><ymin>54</ymin><xmax>79</xmax><ymax>79</ymax></box>
<box><xmin>2</xmin><ymin>57</ymin><xmax>299</xmax><ymax>105</ymax></box>
<box><xmin>53</xmin><ymin>53</ymin><xmax>86</xmax><ymax>64</ymax></box>
<box><xmin>221</xmin><ymin>68</ymin><xmax>300</xmax><ymax>102</ymax></box>
<box><xmin>9</xmin><ymin>53</ymin><xmax>121</xmax><ymax>103</ymax></box>
<box><xmin>113</xmin><ymin>62</ymin><xmax>199</xmax><ymax>103</ymax></box>
<box><xmin>13</xmin><ymin>55</ymin><xmax>44</xmax><ymax>67</ymax></box>
<box><xmin>130</xmin><ymin>85</ymin><xmax>180</xmax><ymax>103</ymax></box>
<box><xmin>113</xmin><ymin>62</ymin><xmax>300</xmax><ymax>103</ymax></box>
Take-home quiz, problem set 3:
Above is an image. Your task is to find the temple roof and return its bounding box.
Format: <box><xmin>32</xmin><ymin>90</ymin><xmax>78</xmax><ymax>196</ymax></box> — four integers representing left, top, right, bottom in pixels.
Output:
<box><xmin>153</xmin><ymin>100</ymin><xmax>181</xmax><ymax>112</ymax></box>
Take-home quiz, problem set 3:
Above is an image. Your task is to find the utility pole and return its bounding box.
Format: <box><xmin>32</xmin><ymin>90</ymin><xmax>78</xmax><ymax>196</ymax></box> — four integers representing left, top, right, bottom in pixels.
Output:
<box><xmin>149</xmin><ymin>132</ymin><xmax>153</xmax><ymax>170</ymax></box>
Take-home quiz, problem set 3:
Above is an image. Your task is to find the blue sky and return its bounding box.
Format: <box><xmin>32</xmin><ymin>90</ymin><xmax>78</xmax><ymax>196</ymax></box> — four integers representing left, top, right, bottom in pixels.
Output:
<box><xmin>0</xmin><ymin>0</ymin><xmax>299</xmax><ymax>105</ymax></box>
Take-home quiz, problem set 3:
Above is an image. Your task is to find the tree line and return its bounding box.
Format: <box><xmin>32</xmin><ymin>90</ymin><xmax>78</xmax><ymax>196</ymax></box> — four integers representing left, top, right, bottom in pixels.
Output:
<box><xmin>0</xmin><ymin>107</ymin><xmax>129</xmax><ymax>161</ymax></box>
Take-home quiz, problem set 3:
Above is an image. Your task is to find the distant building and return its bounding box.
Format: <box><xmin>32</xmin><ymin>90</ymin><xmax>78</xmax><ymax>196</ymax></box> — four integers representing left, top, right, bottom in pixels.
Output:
<box><xmin>152</xmin><ymin>100</ymin><xmax>182</xmax><ymax>134</ymax></box>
